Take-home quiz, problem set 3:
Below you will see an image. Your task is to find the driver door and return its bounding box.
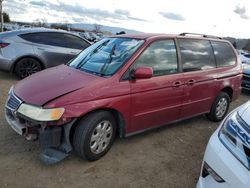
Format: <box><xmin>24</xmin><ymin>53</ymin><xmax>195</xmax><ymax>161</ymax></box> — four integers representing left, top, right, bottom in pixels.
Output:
<box><xmin>129</xmin><ymin>39</ymin><xmax>184</xmax><ymax>133</ymax></box>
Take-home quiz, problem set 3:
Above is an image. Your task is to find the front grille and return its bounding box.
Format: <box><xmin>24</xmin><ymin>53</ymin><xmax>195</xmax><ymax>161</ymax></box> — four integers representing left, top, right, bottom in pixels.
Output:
<box><xmin>6</xmin><ymin>90</ymin><xmax>22</xmax><ymax>111</ymax></box>
<box><xmin>243</xmin><ymin>74</ymin><xmax>250</xmax><ymax>82</ymax></box>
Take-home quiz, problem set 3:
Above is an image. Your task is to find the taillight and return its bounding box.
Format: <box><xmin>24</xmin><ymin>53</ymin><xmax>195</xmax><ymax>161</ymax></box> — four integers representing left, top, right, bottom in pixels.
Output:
<box><xmin>0</xmin><ymin>42</ymin><xmax>10</xmax><ymax>48</ymax></box>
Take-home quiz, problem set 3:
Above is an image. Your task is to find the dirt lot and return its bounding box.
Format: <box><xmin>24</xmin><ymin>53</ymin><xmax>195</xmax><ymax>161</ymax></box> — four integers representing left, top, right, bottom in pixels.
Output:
<box><xmin>0</xmin><ymin>71</ymin><xmax>249</xmax><ymax>188</ymax></box>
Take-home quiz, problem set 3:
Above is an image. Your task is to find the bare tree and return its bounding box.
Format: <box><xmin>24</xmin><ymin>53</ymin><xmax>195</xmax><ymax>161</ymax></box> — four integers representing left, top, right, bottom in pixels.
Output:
<box><xmin>33</xmin><ymin>18</ymin><xmax>48</xmax><ymax>27</ymax></box>
<box><xmin>0</xmin><ymin>0</ymin><xmax>4</xmax><ymax>32</ymax></box>
<box><xmin>62</xmin><ymin>20</ymin><xmax>70</xmax><ymax>31</ymax></box>
<box><xmin>93</xmin><ymin>24</ymin><xmax>102</xmax><ymax>33</ymax></box>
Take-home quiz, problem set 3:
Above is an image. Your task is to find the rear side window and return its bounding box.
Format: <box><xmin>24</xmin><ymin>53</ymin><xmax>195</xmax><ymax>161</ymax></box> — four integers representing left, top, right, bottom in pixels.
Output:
<box><xmin>133</xmin><ymin>40</ymin><xmax>178</xmax><ymax>76</ymax></box>
<box><xmin>211</xmin><ymin>41</ymin><xmax>236</xmax><ymax>67</ymax></box>
<box><xmin>178</xmin><ymin>39</ymin><xmax>216</xmax><ymax>72</ymax></box>
<box><xmin>20</xmin><ymin>32</ymin><xmax>67</xmax><ymax>48</ymax></box>
<box><xmin>64</xmin><ymin>34</ymin><xmax>90</xmax><ymax>50</ymax></box>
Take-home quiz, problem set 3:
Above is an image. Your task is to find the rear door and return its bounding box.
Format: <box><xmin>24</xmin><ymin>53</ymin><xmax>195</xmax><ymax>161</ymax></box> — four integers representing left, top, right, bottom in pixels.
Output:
<box><xmin>22</xmin><ymin>32</ymin><xmax>75</xmax><ymax>67</ymax></box>
<box><xmin>177</xmin><ymin>38</ymin><xmax>217</xmax><ymax>118</ymax></box>
<box><xmin>129</xmin><ymin>39</ymin><xmax>184</xmax><ymax>133</ymax></box>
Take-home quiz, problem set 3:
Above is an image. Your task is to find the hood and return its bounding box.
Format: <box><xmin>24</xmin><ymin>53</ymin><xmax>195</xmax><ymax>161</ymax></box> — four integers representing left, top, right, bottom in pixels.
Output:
<box><xmin>243</xmin><ymin>64</ymin><xmax>250</xmax><ymax>75</ymax></box>
<box><xmin>238</xmin><ymin>100</ymin><xmax>250</xmax><ymax>125</ymax></box>
<box><xmin>14</xmin><ymin>65</ymin><xmax>103</xmax><ymax>106</ymax></box>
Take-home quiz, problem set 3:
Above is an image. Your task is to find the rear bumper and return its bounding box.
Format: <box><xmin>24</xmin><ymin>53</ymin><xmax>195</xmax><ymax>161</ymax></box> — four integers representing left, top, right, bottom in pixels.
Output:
<box><xmin>0</xmin><ymin>56</ymin><xmax>12</xmax><ymax>71</ymax></box>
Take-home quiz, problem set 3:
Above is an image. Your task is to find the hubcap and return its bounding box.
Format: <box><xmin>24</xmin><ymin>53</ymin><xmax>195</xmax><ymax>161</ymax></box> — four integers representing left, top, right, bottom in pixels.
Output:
<box><xmin>90</xmin><ymin>120</ymin><xmax>113</xmax><ymax>154</ymax></box>
<box><xmin>215</xmin><ymin>98</ymin><xmax>228</xmax><ymax>118</ymax></box>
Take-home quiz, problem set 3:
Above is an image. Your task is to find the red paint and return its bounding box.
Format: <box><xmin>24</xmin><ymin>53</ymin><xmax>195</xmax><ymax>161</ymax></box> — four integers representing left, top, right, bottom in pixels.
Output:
<box><xmin>13</xmin><ymin>34</ymin><xmax>242</xmax><ymax>136</ymax></box>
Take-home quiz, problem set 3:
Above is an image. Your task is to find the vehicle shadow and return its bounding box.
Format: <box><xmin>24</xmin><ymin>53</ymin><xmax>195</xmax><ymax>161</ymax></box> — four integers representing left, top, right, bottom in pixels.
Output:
<box><xmin>242</xmin><ymin>89</ymin><xmax>250</xmax><ymax>96</ymax></box>
<box><xmin>0</xmin><ymin>71</ymin><xmax>19</xmax><ymax>81</ymax></box>
<box><xmin>121</xmin><ymin>114</ymin><xmax>215</xmax><ymax>141</ymax></box>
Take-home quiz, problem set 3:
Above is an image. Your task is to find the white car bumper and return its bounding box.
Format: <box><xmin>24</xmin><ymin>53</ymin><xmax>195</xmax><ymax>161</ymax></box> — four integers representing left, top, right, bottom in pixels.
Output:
<box><xmin>197</xmin><ymin>128</ymin><xmax>250</xmax><ymax>188</ymax></box>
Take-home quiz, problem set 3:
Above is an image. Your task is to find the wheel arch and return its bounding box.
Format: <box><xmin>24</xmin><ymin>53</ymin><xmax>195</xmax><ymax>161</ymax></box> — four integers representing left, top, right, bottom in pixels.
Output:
<box><xmin>69</xmin><ymin>108</ymin><xmax>126</xmax><ymax>144</ymax></box>
<box><xmin>221</xmin><ymin>86</ymin><xmax>233</xmax><ymax>101</ymax></box>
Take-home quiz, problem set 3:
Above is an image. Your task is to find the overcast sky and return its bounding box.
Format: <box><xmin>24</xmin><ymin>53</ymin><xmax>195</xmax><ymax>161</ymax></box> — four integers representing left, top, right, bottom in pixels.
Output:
<box><xmin>3</xmin><ymin>0</ymin><xmax>250</xmax><ymax>38</ymax></box>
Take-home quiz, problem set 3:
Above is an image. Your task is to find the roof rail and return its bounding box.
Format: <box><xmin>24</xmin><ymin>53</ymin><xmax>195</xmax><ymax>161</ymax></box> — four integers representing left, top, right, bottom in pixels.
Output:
<box><xmin>179</xmin><ymin>32</ymin><xmax>222</xmax><ymax>40</ymax></box>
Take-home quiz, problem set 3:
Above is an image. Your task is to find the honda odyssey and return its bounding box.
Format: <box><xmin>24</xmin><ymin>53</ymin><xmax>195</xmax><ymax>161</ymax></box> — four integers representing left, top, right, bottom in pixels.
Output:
<box><xmin>5</xmin><ymin>33</ymin><xmax>242</xmax><ymax>164</ymax></box>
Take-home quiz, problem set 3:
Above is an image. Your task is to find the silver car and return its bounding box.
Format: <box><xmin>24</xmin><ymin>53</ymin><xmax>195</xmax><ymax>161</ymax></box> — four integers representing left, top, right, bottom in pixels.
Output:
<box><xmin>0</xmin><ymin>28</ymin><xmax>90</xmax><ymax>78</ymax></box>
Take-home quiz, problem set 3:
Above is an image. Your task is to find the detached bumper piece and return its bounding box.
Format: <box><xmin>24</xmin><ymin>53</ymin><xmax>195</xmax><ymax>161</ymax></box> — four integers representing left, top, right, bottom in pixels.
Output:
<box><xmin>39</xmin><ymin>127</ymin><xmax>62</xmax><ymax>148</ymax></box>
<box><xmin>40</xmin><ymin>148</ymin><xmax>69</xmax><ymax>165</ymax></box>
<box><xmin>39</xmin><ymin>120</ymin><xmax>76</xmax><ymax>165</ymax></box>
<box><xmin>39</xmin><ymin>126</ymin><xmax>69</xmax><ymax>165</ymax></box>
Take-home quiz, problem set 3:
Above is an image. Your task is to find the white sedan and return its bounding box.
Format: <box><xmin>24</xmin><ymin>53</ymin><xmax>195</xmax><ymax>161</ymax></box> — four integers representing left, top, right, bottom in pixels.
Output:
<box><xmin>197</xmin><ymin>100</ymin><xmax>250</xmax><ymax>188</ymax></box>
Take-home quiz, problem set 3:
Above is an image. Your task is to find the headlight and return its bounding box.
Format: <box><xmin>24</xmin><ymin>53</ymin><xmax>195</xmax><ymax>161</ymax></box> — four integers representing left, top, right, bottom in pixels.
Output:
<box><xmin>17</xmin><ymin>103</ymin><xmax>65</xmax><ymax>122</ymax></box>
<box><xmin>219</xmin><ymin>111</ymin><xmax>250</xmax><ymax>170</ymax></box>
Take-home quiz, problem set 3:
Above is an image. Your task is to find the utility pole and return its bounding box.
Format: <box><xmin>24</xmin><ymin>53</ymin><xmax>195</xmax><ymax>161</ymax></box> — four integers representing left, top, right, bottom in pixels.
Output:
<box><xmin>0</xmin><ymin>0</ymin><xmax>3</xmax><ymax>32</ymax></box>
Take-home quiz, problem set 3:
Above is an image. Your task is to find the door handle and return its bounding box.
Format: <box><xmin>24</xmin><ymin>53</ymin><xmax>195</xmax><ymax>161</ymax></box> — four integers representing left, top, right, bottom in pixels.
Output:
<box><xmin>186</xmin><ymin>79</ymin><xmax>195</xmax><ymax>85</ymax></box>
<box><xmin>172</xmin><ymin>81</ymin><xmax>182</xmax><ymax>88</ymax></box>
<box><xmin>37</xmin><ymin>47</ymin><xmax>45</xmax><ymax>51</ymax></box>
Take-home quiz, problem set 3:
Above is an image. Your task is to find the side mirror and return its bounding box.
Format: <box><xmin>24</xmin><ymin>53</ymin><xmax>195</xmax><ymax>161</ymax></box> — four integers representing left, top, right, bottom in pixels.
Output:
<box><xmin>133</xmin><ymin>67</ymin><xmax>153</xmax><ymax>79</ymax></box>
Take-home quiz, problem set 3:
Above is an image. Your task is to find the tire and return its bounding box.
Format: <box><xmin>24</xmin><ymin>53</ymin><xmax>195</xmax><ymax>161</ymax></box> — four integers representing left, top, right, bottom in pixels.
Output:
<box><xmin>15</xmin><ymin>58</ymin><xmax>42</xmax><ymax>79</ymax></box>
<box><xmin>73</xmin><ymin>111</ymin><xmax>116</xmax><ymax>161</ymax></box>
<box><xmin>206</xmin><ymin>92</ymin><xmax>230</xmax><ymax>122</ymax></box>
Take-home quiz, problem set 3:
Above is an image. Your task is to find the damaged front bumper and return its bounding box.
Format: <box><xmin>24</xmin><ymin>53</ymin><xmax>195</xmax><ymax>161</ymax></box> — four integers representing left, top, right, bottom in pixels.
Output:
<box><xmin>5</xmin><ymin>107</ymin><xmax>76</xmax><ymax>165</ymax></box>
<box><xmin>5</xmin><ymin>88</ymin><xmax>77</xmax><ymax>164</ymax></box>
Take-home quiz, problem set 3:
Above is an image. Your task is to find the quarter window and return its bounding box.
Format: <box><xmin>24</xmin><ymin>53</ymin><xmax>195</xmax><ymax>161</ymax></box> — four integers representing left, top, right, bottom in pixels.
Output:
<box><xmin>178</xmin><ymin>39</ymin><xmax>216</xmax><ymax>72</ymax></box>
<box><xmin>133</xmin><ymin>40</ymin><xmax>178</xmax><ymax>76</ymax></box>
<box><xmin>64</xmin><ymin>34</ymin><xmax>90</xmax><ymax>50</ymax></box>
<box><xmin>211</xmin><ymin>41</ymin><xmax>236</xmax><ymax>67</ymax></box>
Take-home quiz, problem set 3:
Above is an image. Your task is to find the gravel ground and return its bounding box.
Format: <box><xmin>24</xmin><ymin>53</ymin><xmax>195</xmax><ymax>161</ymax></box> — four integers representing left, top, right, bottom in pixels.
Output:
<box><xmin>0</xmin><ymin>71</ymin><xmax>249</xmax><ymax>188</ymax></box>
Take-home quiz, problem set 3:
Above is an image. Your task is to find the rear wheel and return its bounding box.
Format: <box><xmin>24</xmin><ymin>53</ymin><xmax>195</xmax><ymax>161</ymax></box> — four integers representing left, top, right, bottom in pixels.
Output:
<box><xmin>73</xmin><ymin>111</ymin><xmax>116</xmax><ymax>161</ymax></box>
<box><xmin>15</xmin><ymin>58</ymin><xmax>42</xmax><ymax>79</ymax></box>
<box><xmin>206</xmin><ymin>92</ymin><xmax>230</xmax><ymax>122</ymax></box>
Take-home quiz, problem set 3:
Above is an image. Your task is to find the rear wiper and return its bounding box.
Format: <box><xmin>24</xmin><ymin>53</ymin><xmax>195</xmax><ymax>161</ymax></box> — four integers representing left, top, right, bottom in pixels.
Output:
<box><xmin>100</xmin><ymin>44</ymin><xmax>116</xmax><ymax>75</ymax></box>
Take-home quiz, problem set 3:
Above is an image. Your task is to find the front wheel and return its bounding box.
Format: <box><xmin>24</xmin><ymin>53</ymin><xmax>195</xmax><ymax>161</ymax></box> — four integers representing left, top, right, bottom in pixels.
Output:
<box><xmin>206</xmin><ymin>92</ymin><xmax>230</xmax><ymax>122</ymax></box>
<box><xmin>73</xmin><ymin>111</ymin><xmax>116</xmax><ymax>161</ymax></box>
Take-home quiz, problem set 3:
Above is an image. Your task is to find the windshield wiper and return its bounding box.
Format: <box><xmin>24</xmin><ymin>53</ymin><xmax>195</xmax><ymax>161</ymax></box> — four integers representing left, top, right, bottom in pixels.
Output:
<box><xmin>100</xmin><ymin>44</ymin><xmax>116</xmax><ymax>75</ymax></box>
<box><xmin>76</xmin><ymin>40</ymin><xmax>109</xmax><ymax>69</ymax></box>
<box><xmin>81</xmin><ymin>68</ymin><xmax>102</xmax><ymax>76</ymax></box>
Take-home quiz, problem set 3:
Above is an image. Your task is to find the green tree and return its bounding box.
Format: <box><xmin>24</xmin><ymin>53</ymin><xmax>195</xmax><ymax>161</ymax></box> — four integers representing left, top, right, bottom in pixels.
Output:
<box><xmin>3</xmin><ymin>12</ymin><xmax>10</xmax><ymax>22</ymax></box>
<box><xmin>243</xmin><ymin>39</ymin><xmax>250</xmax><ymax>52</ymax></box>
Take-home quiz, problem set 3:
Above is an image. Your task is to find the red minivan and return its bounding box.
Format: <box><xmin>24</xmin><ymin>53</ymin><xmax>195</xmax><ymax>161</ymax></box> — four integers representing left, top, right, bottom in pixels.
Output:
<box><xmin>5</xmin><ymin>33</ymin><xmax>242</xmax><ymax>164</ymax></box>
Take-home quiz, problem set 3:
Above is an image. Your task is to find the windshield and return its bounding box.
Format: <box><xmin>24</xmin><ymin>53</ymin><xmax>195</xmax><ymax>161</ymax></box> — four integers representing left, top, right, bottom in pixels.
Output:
<box><xmin>69</xmin><ymin>37</ymin><xmax>144</xmax><ymax>76</ymax></box>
